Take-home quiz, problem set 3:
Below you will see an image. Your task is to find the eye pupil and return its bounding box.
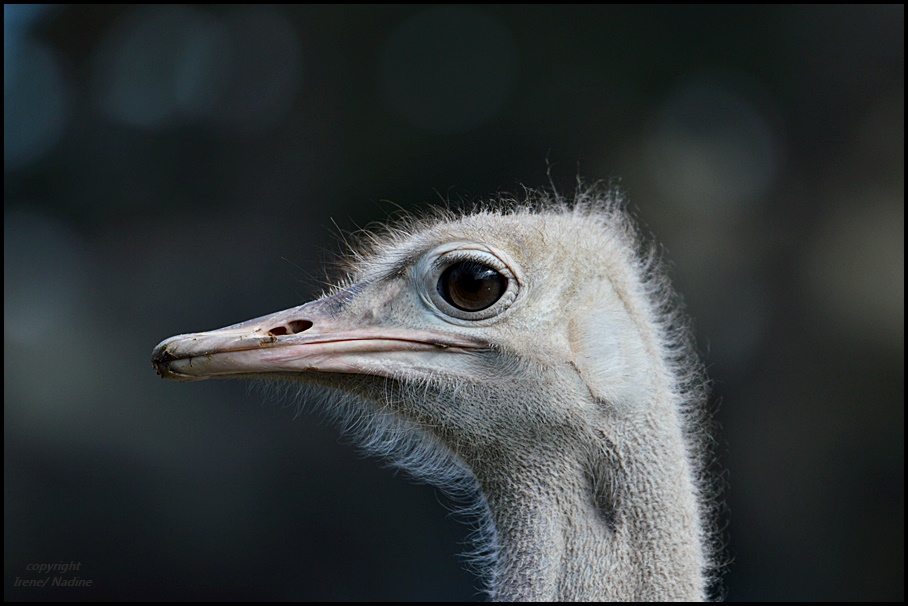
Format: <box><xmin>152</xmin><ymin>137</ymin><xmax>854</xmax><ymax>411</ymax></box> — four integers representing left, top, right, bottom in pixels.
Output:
<box><xmin>437</xmin><ymin>261</ymin><xmax>507</xmax><ymax>312</ymax></box>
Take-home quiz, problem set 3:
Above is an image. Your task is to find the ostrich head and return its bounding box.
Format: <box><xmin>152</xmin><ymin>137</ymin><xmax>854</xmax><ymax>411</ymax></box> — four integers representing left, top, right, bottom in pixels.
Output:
<box><xmin>152</xmin><ymin>188</ymin><xmax>712</xmax><ymax>601</ymax></box>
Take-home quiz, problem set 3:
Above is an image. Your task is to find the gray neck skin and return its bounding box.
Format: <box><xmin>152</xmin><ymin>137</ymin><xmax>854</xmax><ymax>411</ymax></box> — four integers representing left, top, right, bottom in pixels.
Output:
<box><xmin>470</xmin><ymin>404</ymin><xmax>705</xmax><ymax>602</ymax></box>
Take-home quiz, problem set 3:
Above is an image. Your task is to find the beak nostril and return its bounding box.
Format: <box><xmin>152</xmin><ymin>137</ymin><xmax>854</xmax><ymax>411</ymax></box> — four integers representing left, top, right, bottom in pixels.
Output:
<box><xmin>268</xmin><ymin>320</ymin><xmax>313</xmax><ymax>337</ymax></box>
<box><xmin>288</xmin><ymin>320</ymin><xmax>313</xmax><ymax>334</ymax></box>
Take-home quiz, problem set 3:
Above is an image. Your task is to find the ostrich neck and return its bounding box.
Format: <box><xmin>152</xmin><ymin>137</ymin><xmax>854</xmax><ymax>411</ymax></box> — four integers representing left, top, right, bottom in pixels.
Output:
<box><xmin>473</xmin><ymin>405</ymin><xmax>706</xmax><ymax>601</ymax></box>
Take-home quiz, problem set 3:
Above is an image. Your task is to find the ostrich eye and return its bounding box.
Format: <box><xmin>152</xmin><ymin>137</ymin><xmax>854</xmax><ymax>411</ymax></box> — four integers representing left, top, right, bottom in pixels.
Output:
<box><xmin>437</xmin><ymin>261</ymin><xmax>507</xmax><ymax>312</ymax></box>
<box><xmin>422</xmin><ymin>245</ymin><xmax>520</xmax><ymax>323</ymax></box>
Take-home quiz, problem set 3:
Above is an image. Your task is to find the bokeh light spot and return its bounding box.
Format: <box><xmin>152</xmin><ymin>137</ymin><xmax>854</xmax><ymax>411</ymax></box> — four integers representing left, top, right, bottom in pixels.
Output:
<box><xmin>380</xmin><ymin>7</ymin><xmax>517</xmax><ymax>134</ymax></box>
<box><xmin>4</xmin><ymin>37</ymin><xmax>69</xmax><ymax>170</ymax></box>
<box><xmin>92</xmin><ymin>5</ymin><xmax>302</xmax><ymax>132</ymax></box>
<box><xmin>92</xmin><ymin>5</ymin><xmax>229</xmax><ymax>129</ymax></box>
<box><xmin>646</xmin><ymin>75</ymin><xmax>782</xmax><ymax>213</ymax></box>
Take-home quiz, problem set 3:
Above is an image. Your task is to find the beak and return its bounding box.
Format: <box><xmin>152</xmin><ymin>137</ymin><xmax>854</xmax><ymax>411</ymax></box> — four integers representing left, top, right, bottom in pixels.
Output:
<box><xmin>152</xmin><ymin>289</ymin><xmax>486</xmax><ymax>382</ymax></box>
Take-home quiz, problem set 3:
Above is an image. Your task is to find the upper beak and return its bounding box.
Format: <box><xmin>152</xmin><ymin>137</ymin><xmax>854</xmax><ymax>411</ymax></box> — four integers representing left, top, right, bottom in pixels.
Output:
<box><xmin>152</xmin><ymin>289</ymin><xmax>486</xmax><ymax>382</ymax></box>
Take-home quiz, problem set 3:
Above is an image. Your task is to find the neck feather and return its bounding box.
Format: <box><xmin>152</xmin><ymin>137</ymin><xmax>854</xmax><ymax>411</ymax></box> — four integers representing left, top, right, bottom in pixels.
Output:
<box><xmin>472</xmin><ymin>394</ymin><xmax>706</xmax><ymax>601</ymax></box>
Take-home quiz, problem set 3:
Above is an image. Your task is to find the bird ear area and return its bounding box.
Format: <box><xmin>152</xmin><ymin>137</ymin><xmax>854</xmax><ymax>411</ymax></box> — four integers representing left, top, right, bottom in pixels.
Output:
<box><xmin>567</xmin><ymin>278</ymin><xmax>655</xmax><ymax>409</ymax></box>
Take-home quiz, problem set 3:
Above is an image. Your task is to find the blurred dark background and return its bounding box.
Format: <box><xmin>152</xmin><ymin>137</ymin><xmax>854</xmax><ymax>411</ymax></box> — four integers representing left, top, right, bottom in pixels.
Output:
<box><xmin>4</xmin><ymin>4</ymin><xmax>903</xmax><ymax>601</ymax></box>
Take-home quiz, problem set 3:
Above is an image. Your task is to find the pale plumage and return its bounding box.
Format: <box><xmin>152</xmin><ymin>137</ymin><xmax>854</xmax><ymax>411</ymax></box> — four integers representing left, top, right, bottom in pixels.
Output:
<box><xmin>152</xmin><ymin>187</ymin><xmax>715</xmax><ymax>600</ymax></box>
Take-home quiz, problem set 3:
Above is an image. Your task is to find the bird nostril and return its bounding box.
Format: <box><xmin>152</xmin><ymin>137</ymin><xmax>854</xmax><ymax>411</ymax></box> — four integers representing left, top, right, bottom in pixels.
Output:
<box><xmin>288</xmin><ymin>320</ymin><xmax>313</xmax><ymax>334</ymax></box>
<box><xmin>268</xmin><ymin>320</ymin><xmax>313</xmax><ymax>337</ymax></box>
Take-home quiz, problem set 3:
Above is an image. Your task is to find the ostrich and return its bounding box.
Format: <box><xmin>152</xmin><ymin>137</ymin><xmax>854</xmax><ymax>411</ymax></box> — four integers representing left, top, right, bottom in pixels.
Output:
<box><xmin>152</xmin><ymin>187</ymin><xmax>715</xmax><ymax>601</ymax></box>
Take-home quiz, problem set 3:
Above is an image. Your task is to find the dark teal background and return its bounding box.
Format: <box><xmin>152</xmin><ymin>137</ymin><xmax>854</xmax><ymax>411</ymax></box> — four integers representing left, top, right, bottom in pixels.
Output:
<box><xmin>5</xmin><ymin>5</ymin><xmax>903</xmax><ymax>600</ymax></box>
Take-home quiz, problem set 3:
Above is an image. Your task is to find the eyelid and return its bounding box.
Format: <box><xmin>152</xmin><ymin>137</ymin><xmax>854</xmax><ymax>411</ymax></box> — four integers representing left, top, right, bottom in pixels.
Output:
<box><xmin>432</xmin><ymin>250</ymin><xmax>507</xmax><ymax>272</ymax></box>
